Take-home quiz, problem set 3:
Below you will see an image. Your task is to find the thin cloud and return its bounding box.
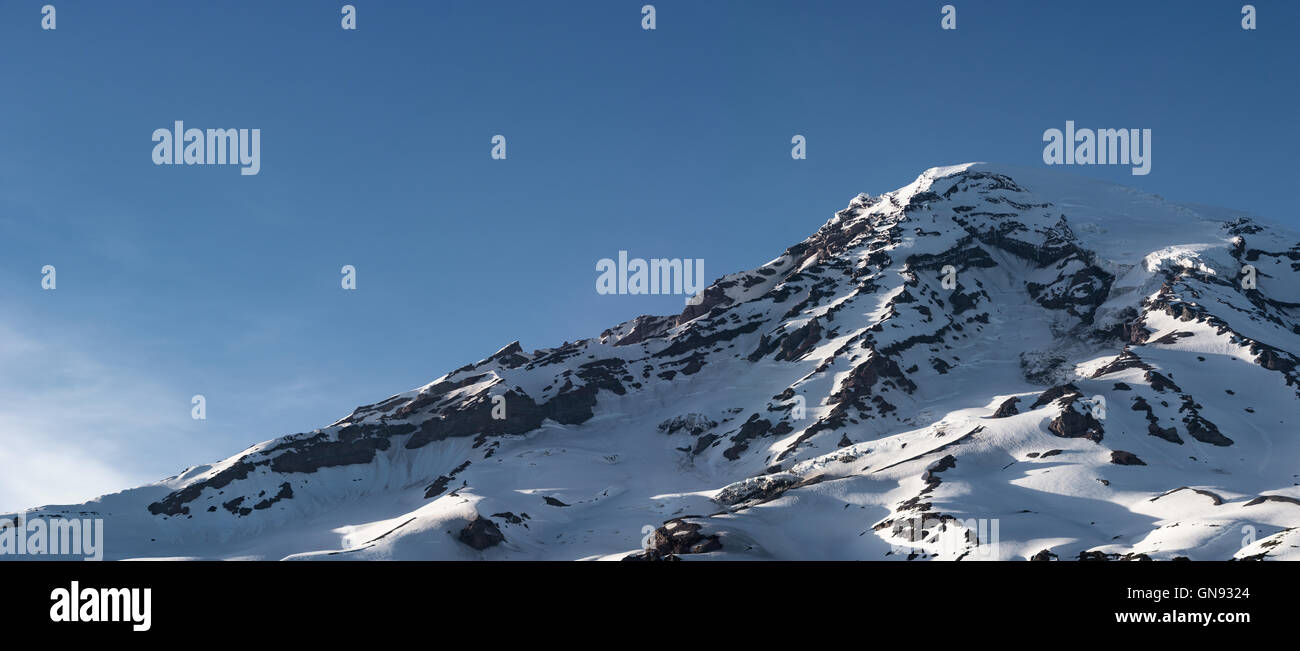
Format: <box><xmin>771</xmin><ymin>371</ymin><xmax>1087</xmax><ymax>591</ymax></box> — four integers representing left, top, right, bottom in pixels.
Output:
<box><xmin>0</xmin><ymin>322</ymin><xmax>185</xmax><ymax>512</ymax></box>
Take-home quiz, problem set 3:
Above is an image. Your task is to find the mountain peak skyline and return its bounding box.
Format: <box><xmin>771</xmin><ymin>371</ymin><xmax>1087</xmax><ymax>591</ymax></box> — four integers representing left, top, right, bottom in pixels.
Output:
<box><xmin>12</xmin><ymin>163</ymin><xmax>1296</xmax><ymax>561</ymax></box>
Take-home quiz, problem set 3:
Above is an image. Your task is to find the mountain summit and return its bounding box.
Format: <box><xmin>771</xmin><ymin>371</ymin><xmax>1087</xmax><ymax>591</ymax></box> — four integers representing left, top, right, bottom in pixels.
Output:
<box><xmin>15</xmin><ymin>163</ymin><xmax>1300</xmax><ymax>560</ymax></box>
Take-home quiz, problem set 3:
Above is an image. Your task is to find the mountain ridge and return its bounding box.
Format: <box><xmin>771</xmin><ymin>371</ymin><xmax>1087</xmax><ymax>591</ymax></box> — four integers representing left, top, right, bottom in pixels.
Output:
<box><xmin>10</xmin><ymin>162</ymin><xmax>1299</xmax><ymax>561</ymax></box>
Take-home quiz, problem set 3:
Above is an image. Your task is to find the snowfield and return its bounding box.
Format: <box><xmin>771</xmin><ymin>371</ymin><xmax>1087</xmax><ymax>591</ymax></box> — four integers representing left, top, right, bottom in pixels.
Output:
<box><xmin>8</xmin><ymin>163</ymin><xmax>1299</xmax><ymax>561</ymax></box>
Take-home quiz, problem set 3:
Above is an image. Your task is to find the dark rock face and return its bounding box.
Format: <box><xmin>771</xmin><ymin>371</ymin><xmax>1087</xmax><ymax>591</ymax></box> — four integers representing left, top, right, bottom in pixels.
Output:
<box><xmin>1151</xmin><ymin>486</ymin><xmax>1225</xmax><ymax>506</ymax></box>
<box><xmin>252</xmin><ymin>483</ymin><xmax>294</xmax><ymax>511</ymax></box>
<box><xmin>405</xmin><ymin>358</ymin><xmax>633</xmax><ymax>450</ymax></box>
<box><xmin>1182</xmin><ymin>412</ymin><xmax>1233</xmax><ymax>446</ymax></box>
<box><xmin>657</xmin><ymin>414</ymin><xmax>717</xmax><ymax>436</ymax></box>
<box><xmin>480</xmin><ymin>341</ymin><xmax>530</xmax><ymax>369</ymax></box>
<box><xmin>1078</xmin><ymin>550</ymin><xmax>1151</xmax><ymax>561</ymax></box>
<box><xmin>691</xmin><ymin>433</ymin><xmax>719</xmax><ymax>455</ymax></box>
<box><xmin>723</xmin><ymin>414</ymin><xmax>774</xmax><ymax>460</ymax></box>
<box><xmin>925</xmin><ymin>454</ymin><xmax>956</xmax><ymax>474</ymax></box>
<box><xmin>389</xmin><ymin>374</ymin><xmax>494</xmax><ymax>419</ymax></box>
<box><xmin>990</xmin><ymin>397</ymin><xmax>1020</xmax><ymax>418</ymax></box>
<box><xmin>605</xmin><ymin>314</ymin><xmax>674</xmax><ymax>347</ymax></box>
<box><xmin>1030</xmin><ymin>549</ymin><xmax>1059</xmax><ymax>561</ymax></box>
<box><xmin>148</xmin><ymin>422</ymin><xmax>418</xmax><ymax>516</ymax></box>
<box><xmin>1147</xmin><ymin>423</ymin><xmax>1182</xmax><ymax>443</ymax></box>
<box><xmin>271</xmin><ymin>426</ymin><xmax>404</xmax><ymax>474</ymax></box>
<box><xmin>222</xmin><ymin>497</ymin><xmax>250</xmax><ymax>517</ymax></box>
<box><xmin>149</xmin><ymin>461</ymin><xmax>257</xmax><ymax>516</ymax></box>
<box><xmin>1026</xmin><ymin>260</ymin><xmax>1115</xmax><ymax>324</ymax></box>
<box><xmin>627</xmin><ymin>519</ymin><xmax>722</xmax><ymax>560</ymax></box>
<box><xmin>424</xmin><ymin>460</ymin><xmax>471</xmax><ymax>499</ymax></box>
<box><xmin>749</xmin><ymin>319</ymin><xmax>823</xmax><ymax>362</ymax></box>
<box><xmin>1031</xmin><ymin>384</ymin><xmax>1080</xmax><ymax>409</ymax></box>
<box><xmin>1255</xmin><ymin>346</ymin><xmax>1297</xmax><ymax>373</ymax></box>
<box><xmin>1110</xmin><ymin>450</ymin><xmax>1146</xmax><ymax>466</ymax></box>
<box><xmin>491</xmin><ymin>511</ymin><xmax>528</xmax><ymax>525</ymax></box>
<box><xmin>1048</xmin><ymin>404</ymin><xmax>1104</xmax><ymax>443</ymax></box>
<box><xmin>1130</xmin><ymin>396</ymin><xmax>1183</xmax><ymax>444</ymax></box>
<box><xmin>676</xmin><ymin>284</ymin><xmax>734</xmax><ymax>326</ymax></box>
<box><xmin>857</xmin><ymin>352</ymin><xmax>919</xmax><ymax>395</ymax></box>
<box><xmin>1091</xmin><ymin>350</ymin><xmax>1152</xmax><ymax>378</ymax></box>
<box><xmin>405</xmin><ymin>369</ymin><xmax>619</xmax><ymax>449</ymax></box>
<box><xmin>1078</xmin><ymin>550</ymin><xmax>1116</xmax><ymax>561</ymax></box>
<box><xmin>1243</xmin><ymin>495</ymin><xmax>1300</xmax><ymax>507</ymax></box>
<box><xmin>458</xmin><ymin>516</ymin><xmax>505</xmax><ymax>550</ymax></box>
<box><xmin>920</xmin><ymin>455</ymin><xmax>957</xmax><ymax>494</ymax></box>
<box><xmin>653</xmin><ymin>320</ymin><xmax>763</xmax><ymax>359</ymax></box>
<box><xmin>1145</xmin><ymin>371</ymin><xmax>1181</xmax><ymax>394</ymax></box>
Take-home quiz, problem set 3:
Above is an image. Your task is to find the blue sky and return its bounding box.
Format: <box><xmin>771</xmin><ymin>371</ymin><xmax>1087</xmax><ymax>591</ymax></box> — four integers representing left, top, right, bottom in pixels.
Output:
<box><xmin>1</xmin><ymin>1</ymin><xmax>1296</xmax><ymax>511</ymax></box>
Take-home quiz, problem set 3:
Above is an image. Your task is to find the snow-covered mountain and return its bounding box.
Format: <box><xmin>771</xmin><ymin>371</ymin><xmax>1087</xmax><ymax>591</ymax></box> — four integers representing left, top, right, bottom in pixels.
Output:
<box><xmin>12</xmin><ymin>162</ymin><xmax>1300</xmax><ymax>560</ymax></box>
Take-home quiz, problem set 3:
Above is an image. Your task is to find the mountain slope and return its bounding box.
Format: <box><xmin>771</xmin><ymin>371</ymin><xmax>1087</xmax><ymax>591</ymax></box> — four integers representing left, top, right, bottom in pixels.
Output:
<box><xmin>12</xmin><ymin>163</ymin><xmax>1300</xmax><ymax>560</ymax></box>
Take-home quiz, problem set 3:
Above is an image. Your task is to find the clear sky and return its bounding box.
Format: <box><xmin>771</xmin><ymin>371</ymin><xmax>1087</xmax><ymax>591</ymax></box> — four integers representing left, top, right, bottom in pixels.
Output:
<box><xmin>1</xmin><ymin>1</ymin><xmax>1296</xmax><ymax>511</ymax></box>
